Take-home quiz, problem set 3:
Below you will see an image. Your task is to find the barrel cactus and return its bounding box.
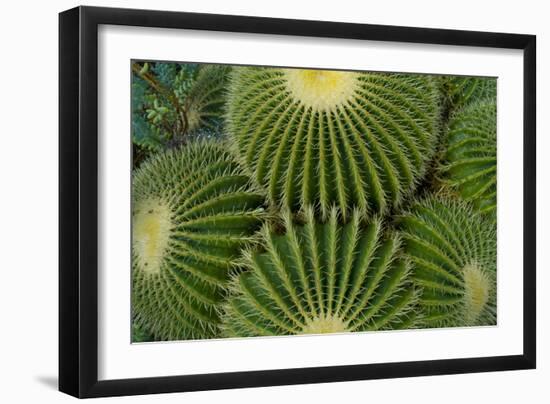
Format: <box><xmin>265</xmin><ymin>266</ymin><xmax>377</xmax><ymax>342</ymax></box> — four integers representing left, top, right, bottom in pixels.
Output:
<box><xmin>185</xmin><ymin>64</ymin><xmax>231</xmax><ymax>134</ymax></box>
<box><xmin>226</xmin><ymin>67</ymin><xmax>440</xmax><ymax>219</ymax></box>
<box><xmin>440</xmin><ymin>76</ymin><xmax>496</xmax><ymax>110</ymax></box>
<box><xmin>222</xmin><ymin>207</ymin><xmax>419</xmax><ymax>337</ymax></box>
<box><xmin>441</xmin><ymin>100</ymin><xmax>496</xmax><ymax>215</ymax></box>
<box><xmin>132</xmin><ymin>141</ymin><xmax>266</xmax><ymax>340</ymax></box>
<box><xmin>397</xmin><ymin>196</ymin><xmax>496</xmax><ymax>328</ymax></box>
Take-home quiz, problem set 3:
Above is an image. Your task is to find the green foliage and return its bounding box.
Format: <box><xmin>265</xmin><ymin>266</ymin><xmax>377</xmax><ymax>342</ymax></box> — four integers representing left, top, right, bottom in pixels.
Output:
<box><xmin>397</xmin><ymin>196</ymin><xmax>496</xmax><ymax>328</ymax></box>
<box><xmin>222</xmin><ymin>207</ymin><xmax>419</xmax><ymax>337</ymax></box>
<box><xmin>131</xmin><ymin>63</ymin><xmax>195</xmax><ymax>151</ymax></box>
<box><xmin>226</xmin><ymin>67</ymin><xmax>440</xmax><ymax>220</ymax></box>
<box><xmin>152</xmin><ymin>62</ymin><xmax>196</xmax><ymax>90</ymax></box>
<box><xmin>441</xmin><ymin>100</ymin><xmax>497</xmax><ymax>215</ymax></box>
<box><xmin>131</xmin><ymin>62</ymin><xmax>230</xmax><ymax>164</ymax></box>
<box><xmin>132</xmin><ymin>74</ymin><xmax>165</xmax><ymax>152</ymax></box>
<box><xmin>132</xmin><ymin>141</ymin><xmax>266</xmax><ymax>341</ymax></box>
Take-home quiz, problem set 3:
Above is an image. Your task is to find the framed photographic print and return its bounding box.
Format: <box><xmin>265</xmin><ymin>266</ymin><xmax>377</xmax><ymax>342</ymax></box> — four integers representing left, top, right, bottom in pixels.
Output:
<box><xmin>59</xmin><ymin>6</ymin><xmax>536</xmax><ymax>398</ymax></box>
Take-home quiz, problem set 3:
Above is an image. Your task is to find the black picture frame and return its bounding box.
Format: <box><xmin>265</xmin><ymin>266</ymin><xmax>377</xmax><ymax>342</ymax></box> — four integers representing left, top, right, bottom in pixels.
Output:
<box><xmin>59</xmin><ymin>5</ymin><xmax>536</xmax><ymax>398</ymax></box>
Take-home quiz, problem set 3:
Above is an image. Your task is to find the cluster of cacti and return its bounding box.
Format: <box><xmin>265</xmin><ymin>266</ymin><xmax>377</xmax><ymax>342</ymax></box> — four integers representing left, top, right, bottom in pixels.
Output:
<box><xmin>131</xmin><ymin>62</ymin><xmax>497</xmax><ymax>342</ymax></box>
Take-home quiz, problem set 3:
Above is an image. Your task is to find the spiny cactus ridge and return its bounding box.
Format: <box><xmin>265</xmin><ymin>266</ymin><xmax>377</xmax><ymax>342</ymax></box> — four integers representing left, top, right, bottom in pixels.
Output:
<box><xmin>441</xmin><ymin>100</ymin><xmax>497</xmax><ymax>215</ymax></box>
<box><xmin>441</xmin><ymin>76</ymin><xmax>497</xmax><ymax>110</ymax></box>
<box><xmin>185</xmin><ymin>64</ymin><xmax>232</xmax><ymax>133</ymax></box>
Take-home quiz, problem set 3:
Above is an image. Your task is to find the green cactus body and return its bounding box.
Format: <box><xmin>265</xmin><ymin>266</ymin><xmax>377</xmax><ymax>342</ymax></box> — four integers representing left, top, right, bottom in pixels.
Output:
<box><xmin>441</xmin><ymin>76</ymin><xmax>496</xmax><ymax>110</ymax></box>
<box><xmin>442</xmin><ymin>100</ymin><xmax>496</xmax><ymax>215</ymax></box>
<box><xmin>132</xmin><ymin>141</ymin><xmax>266</xmax><ymax>340</ymax></box>
<box><xmin>398</xmin><ymin>197</ymin><xmax>496</xmax><ymax>328</ymax></box>
<box><xmin>226</xmin><ymin>67</ymin><xmax>439</xmax><ymax>219</ymax></box>
<box><xmin>185</xmin><ymin>65</ymin><xmax>231</xmax><ymax>133</ymax></box>
<box><xmin>222</xmin><ymin>208</ymin><xmax>419</xmax><ymax>337</ymax></box>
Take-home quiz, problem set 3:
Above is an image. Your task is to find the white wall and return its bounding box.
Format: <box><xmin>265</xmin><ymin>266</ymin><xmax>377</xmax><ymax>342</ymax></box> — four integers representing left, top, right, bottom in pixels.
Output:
<box><xmin>0</xmin><ymin>0</ymin><xmax>546</xmax><ymax>402</ymax></box>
